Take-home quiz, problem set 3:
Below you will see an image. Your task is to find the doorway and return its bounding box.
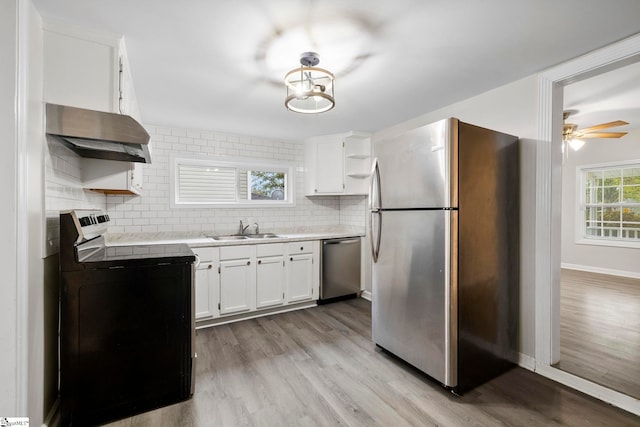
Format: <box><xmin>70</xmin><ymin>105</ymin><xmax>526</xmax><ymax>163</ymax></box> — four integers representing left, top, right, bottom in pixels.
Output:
<box><xmin>556</xmin><ymin>63</ymin><xmax>640</xmax><ymax>399</ymax></box>
<box><xmin>535</xmin><ymin>33</ymin><xmax>640</xmax><ymax>414</ymax></box>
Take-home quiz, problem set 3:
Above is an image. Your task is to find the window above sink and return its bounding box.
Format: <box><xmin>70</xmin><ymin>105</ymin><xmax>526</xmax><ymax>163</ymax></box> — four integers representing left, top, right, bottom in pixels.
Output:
<box><xmin>170</xmin><ymin>154</ymin><xmax>295</xmax><ymax>208</ymax></box>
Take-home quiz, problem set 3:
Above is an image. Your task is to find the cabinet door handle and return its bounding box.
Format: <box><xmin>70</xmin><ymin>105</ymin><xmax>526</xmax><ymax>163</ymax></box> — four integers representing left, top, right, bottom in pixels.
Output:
<box><xmin>290</xmin><ymin>257</ymin><xmax>293</xmax><ymax>261</ymax></box>
<box><xmin>258</xmin><ymin>260</ymin><xmax>262</xmax><ymax>264</ymax></box>
<box><xmin>207</xmin><ymin>264</ymin><xmax>212</xmax><ymax>270</ymax></box>
<box><xmin>247</xmin><ymin>261</ymin><xmax>251</xmax><ymax>266</ymax></box>
<box><xmin>300</xmin><ymin>246</ymin><xmax>304</xmax><ymax>251</ymax></box>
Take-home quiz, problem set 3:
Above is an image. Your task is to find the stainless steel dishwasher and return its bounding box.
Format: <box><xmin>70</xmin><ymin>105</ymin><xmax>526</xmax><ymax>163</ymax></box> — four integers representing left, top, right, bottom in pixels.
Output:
<box><xmin>320</xmin><ymin>237</ymin><xmax>361</xmax><ymax>303</ymax></box>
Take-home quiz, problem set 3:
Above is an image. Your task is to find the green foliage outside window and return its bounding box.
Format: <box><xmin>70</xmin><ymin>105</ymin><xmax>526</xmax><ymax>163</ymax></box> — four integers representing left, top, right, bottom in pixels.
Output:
<box><xmin>250</xmin><ymin>171</ymin><xmax>285</xmax><ymax>200</ymax></box>
<box><xmin>583</xmin><ymin>165</ymin><xmax>640</xmax><ymax>241</ymax></box>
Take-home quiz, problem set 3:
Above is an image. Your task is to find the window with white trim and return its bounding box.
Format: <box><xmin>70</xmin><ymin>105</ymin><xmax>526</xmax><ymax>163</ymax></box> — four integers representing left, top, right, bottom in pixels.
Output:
<box><xmin>579</xmin><ymin>162</ymin><xmax>640</xmax><ymax>246</ymax></box>
<box><xmin>170</xmin><ymin>156</ymin><xmax>294</xmax><ymax>207</ymax></box>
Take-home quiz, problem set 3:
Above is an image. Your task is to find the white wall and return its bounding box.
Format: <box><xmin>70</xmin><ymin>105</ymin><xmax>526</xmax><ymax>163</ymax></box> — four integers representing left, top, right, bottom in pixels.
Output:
<box><xmin>372</xmin><ymin>76</ymin><xmax>539</xmax><ymax>358</ymax></box>
<box><xmin>1</xmin><ymin>1</ymin><xmax>49</xmax><ymax>423</ymax></box>
<box><xmin>24</xmin><ymin>1</ymin><xmax>46</xmax><ymax>424</ymax></box>
<box><xmin>0</xmin><ymin>0</ymin><xmax>20</xmax><ymax>416</ymax></box>
<box><xmin>105</xmin><ymin>125</ymin><xmax>366</xmax><ymax>235</ymax></box>
<box><xmin>561</xmin><ymin>128</ymin><xmax>640</xmax><ymax>276</ymax></box>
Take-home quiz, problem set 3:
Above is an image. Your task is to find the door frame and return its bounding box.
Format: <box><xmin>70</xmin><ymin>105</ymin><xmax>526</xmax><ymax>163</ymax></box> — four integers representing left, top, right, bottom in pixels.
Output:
<box><xmin>535</xmin><ymin>32</ymin><xmax>640</xmax><ymax>414</ymax></box>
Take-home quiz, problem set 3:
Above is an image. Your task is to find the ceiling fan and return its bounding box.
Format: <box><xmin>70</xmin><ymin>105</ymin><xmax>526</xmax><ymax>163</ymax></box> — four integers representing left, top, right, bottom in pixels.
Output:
<box><xmin>563</xmin><ymin>111</ymin><xmax>629</xmax><ymax>151</ymax></box>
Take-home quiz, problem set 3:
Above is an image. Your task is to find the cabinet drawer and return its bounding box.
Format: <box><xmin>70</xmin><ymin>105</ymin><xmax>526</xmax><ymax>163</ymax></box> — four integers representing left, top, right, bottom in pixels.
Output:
<box><xmin>256</xmin><ymin>243</ymin><xmax>284</xmax><ymax>257</ymax></box>
<box><xmin>287</xmin><ymin>241</ymin><xmax>313</xmax><ymax>254</ymax></box>
<box><xmin>192</xmin><ymin>247</ymin><xmax>216</xmax><ymax>263</ymax></box>
<box><xmin>220</xmin><ymin>245</ymin><xmax>253</xmax><ymax>260</ymax></box>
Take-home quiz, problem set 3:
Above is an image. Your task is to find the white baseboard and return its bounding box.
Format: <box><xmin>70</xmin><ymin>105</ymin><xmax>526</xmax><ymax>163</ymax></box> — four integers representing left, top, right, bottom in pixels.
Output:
<box><xmin>561</xmin><ymin>263</ymin><xmax>640</xmax><ymax>279</ymax></box>
<box><xmin>360</xmin><ymin>290</ymin><xmax>372</xmax><ymax>301</ymax></box>
<box><xmin>518</xmin><ymin>352</ymin><xmax>536</xmax><ymax>371</ymax></box>
<box><xmin>196</xmin><ymin>301</ymin><xmax>317</xmax><ymax>329</ymax></box>
<box><xmin>518</xmin><ymin>353</ymin><xmax>639</xmax><ymax>415</ymax></box>
<box><xmin>534</xmin><ymin>364</ymin><xmax>640</xmax><ymax>416</ymax></box>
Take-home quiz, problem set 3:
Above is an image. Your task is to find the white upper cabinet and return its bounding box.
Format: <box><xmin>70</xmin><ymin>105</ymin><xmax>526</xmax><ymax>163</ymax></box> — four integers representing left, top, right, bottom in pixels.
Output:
<box><xmin>43</xmin><ymin>21</ymin><xmax>144</xmax><ymax>195</ymax></box>
<box><xmin>116</xmin><ymin>40</ymin><xmax>141</xmax><ymax>121</ymax></box>
<box><xmin>305</xmin><ymin>132</ymin><xmax>371</xmax><ymax>196</ymax></box>
<box><xmin>305</xmin><ymin>134</ymin><xmax>343</xmax><ymax>195</ymax></box>
<box><xmin>43</xmin><ymin>22</ymin><xmax>140</xmax><ymax>117</ymax></box>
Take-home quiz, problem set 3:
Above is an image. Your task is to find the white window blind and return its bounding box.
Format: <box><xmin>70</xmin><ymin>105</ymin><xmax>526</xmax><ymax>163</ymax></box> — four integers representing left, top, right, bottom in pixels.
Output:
<box><xmin>177</xmin><ymin>164</ymin><xmax>237</xmax><ymax>202</ymax></box>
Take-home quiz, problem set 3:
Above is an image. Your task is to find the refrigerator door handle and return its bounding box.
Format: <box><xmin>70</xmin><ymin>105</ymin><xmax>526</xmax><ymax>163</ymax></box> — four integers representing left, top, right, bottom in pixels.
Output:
<box><xmin>369</xmin><ymin>158</ymin><xmax>381</xmax><ymax>211</ymax></box>
<box><xmin>370</xmin><ymin>210</ymin><xmax>381</xmax><ymax>262</ymax></box>
<box><xmin>369</xmin><ymin>158</ymin><xmax>382</xmax><ymax>262</ymax></box>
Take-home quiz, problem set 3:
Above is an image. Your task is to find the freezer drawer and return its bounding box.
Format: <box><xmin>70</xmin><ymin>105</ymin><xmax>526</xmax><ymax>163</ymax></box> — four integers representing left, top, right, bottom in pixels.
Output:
<box><xmin>320</xmin><ymin>237</ymin><xmax>361</xmax><ymax>302</ymax></box>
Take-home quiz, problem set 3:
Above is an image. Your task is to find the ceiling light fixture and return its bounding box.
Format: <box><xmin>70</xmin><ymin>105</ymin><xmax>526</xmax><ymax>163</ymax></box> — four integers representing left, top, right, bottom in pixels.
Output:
<box><xmin>284</xmin><ymin>52</ymin><xmax>335</xmax><ymax>114</ymax></box>
<box><xmin>567</xmin><ymin>138</ymin><xmax>585</xmax><ymax>151</ymax></box>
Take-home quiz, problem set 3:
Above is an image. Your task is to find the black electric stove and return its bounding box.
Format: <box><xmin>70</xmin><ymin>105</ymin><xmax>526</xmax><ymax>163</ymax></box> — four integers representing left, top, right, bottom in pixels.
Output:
<box><xmin>59</xmin><ymin>210</ymin><xmax>196</xmax><ymax>427</ymax></box>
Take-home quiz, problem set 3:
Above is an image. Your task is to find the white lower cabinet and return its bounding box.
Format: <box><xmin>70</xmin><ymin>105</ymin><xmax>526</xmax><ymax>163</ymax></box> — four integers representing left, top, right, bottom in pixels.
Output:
<box><xmin>193</xmin><ymin>247</ymin><xmax>219</xmax><ymax>320</ymax></box>
<box><xmin>219</xmin><ymin>246</ymin><xmax>255</xmax><ymax>315</ymax></box>
<box><xmin>286</xmin><ymin>254</ymin><xmax>314</xmax><ymax>302</ymax></box>
<box><xmin>193</xmin><ymin>240</ymin><xmax>321</xmax><ymax>324</ymax></box>
<box><xmin>286</xmin><ymin>241</ymin><xmax>318</xmax><ymax>303</ymax></box>
<box><xmin>256</xmin><ymin>243</ymin><xmax>285</xmax><ymax>309</ymax></box>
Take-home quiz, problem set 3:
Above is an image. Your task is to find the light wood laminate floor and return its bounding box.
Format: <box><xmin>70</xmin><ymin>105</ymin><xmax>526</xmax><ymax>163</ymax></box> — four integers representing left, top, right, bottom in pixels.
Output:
<box><xmin>105</xmin><ymin>298</ymin><xmax>639</xmax><ymax>427</ymax></box>
<box><xmin>555</xmin><ymin>269</ymin><xmax>640</xmax><ymax>399</ymax></box>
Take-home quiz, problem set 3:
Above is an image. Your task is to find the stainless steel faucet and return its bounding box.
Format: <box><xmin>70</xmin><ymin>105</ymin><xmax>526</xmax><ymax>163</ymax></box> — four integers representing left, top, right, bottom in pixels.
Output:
<box><xmin>238</xmin><ymin>220</ymin><xmax>259</xmax><ymax>235</ymax></box>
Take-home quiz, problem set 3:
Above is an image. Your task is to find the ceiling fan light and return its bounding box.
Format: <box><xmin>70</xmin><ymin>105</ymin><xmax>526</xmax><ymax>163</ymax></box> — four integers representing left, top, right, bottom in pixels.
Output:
<box><xmin>284</xmin><ymin>52</ymin><xmax>335</xmax><ymax>114</ymax></box>
<box><xmin>569</xmin><ymin>138</ymin><xmax>585</xmax><ymax>151</ymax></box>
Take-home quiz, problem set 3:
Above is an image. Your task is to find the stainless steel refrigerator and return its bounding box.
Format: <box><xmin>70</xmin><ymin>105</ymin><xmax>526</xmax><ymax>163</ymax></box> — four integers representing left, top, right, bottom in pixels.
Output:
<box><xmin>369</xmin><ymin>118</ymin><xmax>519</xmax><ymax>393</ymax></box>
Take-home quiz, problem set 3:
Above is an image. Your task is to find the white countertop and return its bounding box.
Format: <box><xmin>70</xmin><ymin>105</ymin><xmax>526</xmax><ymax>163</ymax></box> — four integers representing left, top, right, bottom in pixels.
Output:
<box><xmin>105</xmin><ymin>226</ymin><xmax>365</xmax><ymax>248</ymax></box>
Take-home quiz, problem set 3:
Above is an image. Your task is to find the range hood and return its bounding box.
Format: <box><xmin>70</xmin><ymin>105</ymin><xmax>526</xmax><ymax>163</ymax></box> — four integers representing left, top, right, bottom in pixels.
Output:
<box><xmin>46</xmin><ymin>103</ymin><xmax>151</xmax><ymax>163</ymax></box>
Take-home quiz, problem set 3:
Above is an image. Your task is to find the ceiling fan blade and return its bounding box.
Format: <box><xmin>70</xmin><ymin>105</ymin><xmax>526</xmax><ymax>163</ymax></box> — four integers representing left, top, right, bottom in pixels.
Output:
<box><xmin>578</xmin><ymin>120</ymin><xmax>629</xmax><ymax>134</ymax></box>
<box><xmin>578</xmin><ymin>131</ymin><xmax>628</xmax><ymax>139</ymax></box>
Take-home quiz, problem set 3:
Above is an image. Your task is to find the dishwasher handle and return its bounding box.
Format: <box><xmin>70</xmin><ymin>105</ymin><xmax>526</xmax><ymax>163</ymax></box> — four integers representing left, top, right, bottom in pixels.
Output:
<box><xmin>323</xmin><ymin>238</ymin><xmax>360</xmax><ymax>245</ymax></box>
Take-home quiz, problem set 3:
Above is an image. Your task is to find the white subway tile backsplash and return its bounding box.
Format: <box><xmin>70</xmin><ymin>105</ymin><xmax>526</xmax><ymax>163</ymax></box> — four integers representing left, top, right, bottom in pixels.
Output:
<box><xmin>103</xmin><ymin>124</ymin><xmax>336</xmax><ymax>234</ymax></box>
<box><xmin>29</xmin><ymin>123</ymin><xmax>363</xmax><ymax>237</ymax></box>
<box><xmin>44</xmin><ymin>138</ymin><xmax>106</xmax><ymax>255</ymax></box>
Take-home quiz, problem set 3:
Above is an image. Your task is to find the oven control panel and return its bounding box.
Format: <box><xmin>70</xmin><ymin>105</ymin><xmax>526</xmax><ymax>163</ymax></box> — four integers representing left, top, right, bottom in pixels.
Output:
<box><xmin>63</xmin><ymin>209</ymin><xmax>111</xmax><ymax>243</ymax></box>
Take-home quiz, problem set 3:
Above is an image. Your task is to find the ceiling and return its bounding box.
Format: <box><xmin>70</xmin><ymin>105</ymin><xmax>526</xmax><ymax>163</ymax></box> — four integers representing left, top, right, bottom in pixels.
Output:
<box><xmin>564</xmin><ymin>60</ymin><xmax>640</xmax><ymax>134</ymax></box>
<box><xmin>32</xmin><ymin>0</ymin><xmax>640</xmax><ymax>141</ymax></box>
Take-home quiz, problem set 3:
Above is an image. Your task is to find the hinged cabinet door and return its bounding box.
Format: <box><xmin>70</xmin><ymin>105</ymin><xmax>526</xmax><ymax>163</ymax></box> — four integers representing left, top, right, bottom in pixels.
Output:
<box><xmin>195</xmin><ymin>261</ymin><xmax>217</xmax><ymax>319</ymax></box>
<box><xmin>286</xmin><ymin>253</ymin><xmax>314</xmax><ymax>303</ymax></box>
<box><xmin>219</xmin><ymin>258</ymin><xmax>255</xmax><ymax>315</ymax></box>
<box><xmin>315</xmin><ymin>140</ymin><xmax>344</xmax><ymax>194</ymax></box>
<box><xmin>256</xmin><ymin>256</ymin><xmax>285</xmax><ymax>309</ymax></box>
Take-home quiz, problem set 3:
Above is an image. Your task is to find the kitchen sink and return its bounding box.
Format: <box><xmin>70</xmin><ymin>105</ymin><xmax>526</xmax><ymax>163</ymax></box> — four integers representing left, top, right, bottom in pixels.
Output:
<box><xmin>207</xmin><ymin>234</ymin><xmax>249</xmax><ymax>241</ymax></box>
<box><xmin>206</xmin><ymin>233</ymin><xmax>280</xmax><ymax>241</ymax></box>
<box><xmin>247</xmin><ymin>233</ymin><xmax>280</xmax><ymax>239</ymax></box>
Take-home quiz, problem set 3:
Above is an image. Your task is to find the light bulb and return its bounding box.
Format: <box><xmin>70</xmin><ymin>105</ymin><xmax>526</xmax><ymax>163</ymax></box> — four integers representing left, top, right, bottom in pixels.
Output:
<box><xmin>569</xmin><ymin>138</ymin><xmax>585</xmax><ymax>151</ymax></box>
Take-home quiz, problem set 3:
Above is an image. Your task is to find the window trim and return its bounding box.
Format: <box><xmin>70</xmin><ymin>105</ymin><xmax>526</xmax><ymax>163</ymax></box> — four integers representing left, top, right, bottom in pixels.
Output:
<box><xmin>576</xmin><ymin>159</ymin><xmax>640</xmax><ymax>249</ymax></box>
<box><xmin>170</xmin><ymin>154</ymin><xmax>295</xmax><ymax>208</ymax></box>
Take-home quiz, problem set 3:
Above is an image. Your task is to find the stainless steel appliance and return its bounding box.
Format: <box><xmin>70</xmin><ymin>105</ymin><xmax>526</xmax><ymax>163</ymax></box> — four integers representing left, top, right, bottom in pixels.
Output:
<box><xmin>320</xmin><ymin>237</ymin><xmax>361</xmax><ymax>303</ymax></box>
<box><xmin>59</xmin><ymin>209</ymin><xmax>195</xmax><ymax>426</ymax></box>
<box><xmin>46</xmin><ymin>103</ymin><xmax>152</xmax><ymax>163</ymax></box>
<box><xmin>369</xmin><ymin>118</ymin><xmax>519</xmax><ymax>393</ymax></box>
